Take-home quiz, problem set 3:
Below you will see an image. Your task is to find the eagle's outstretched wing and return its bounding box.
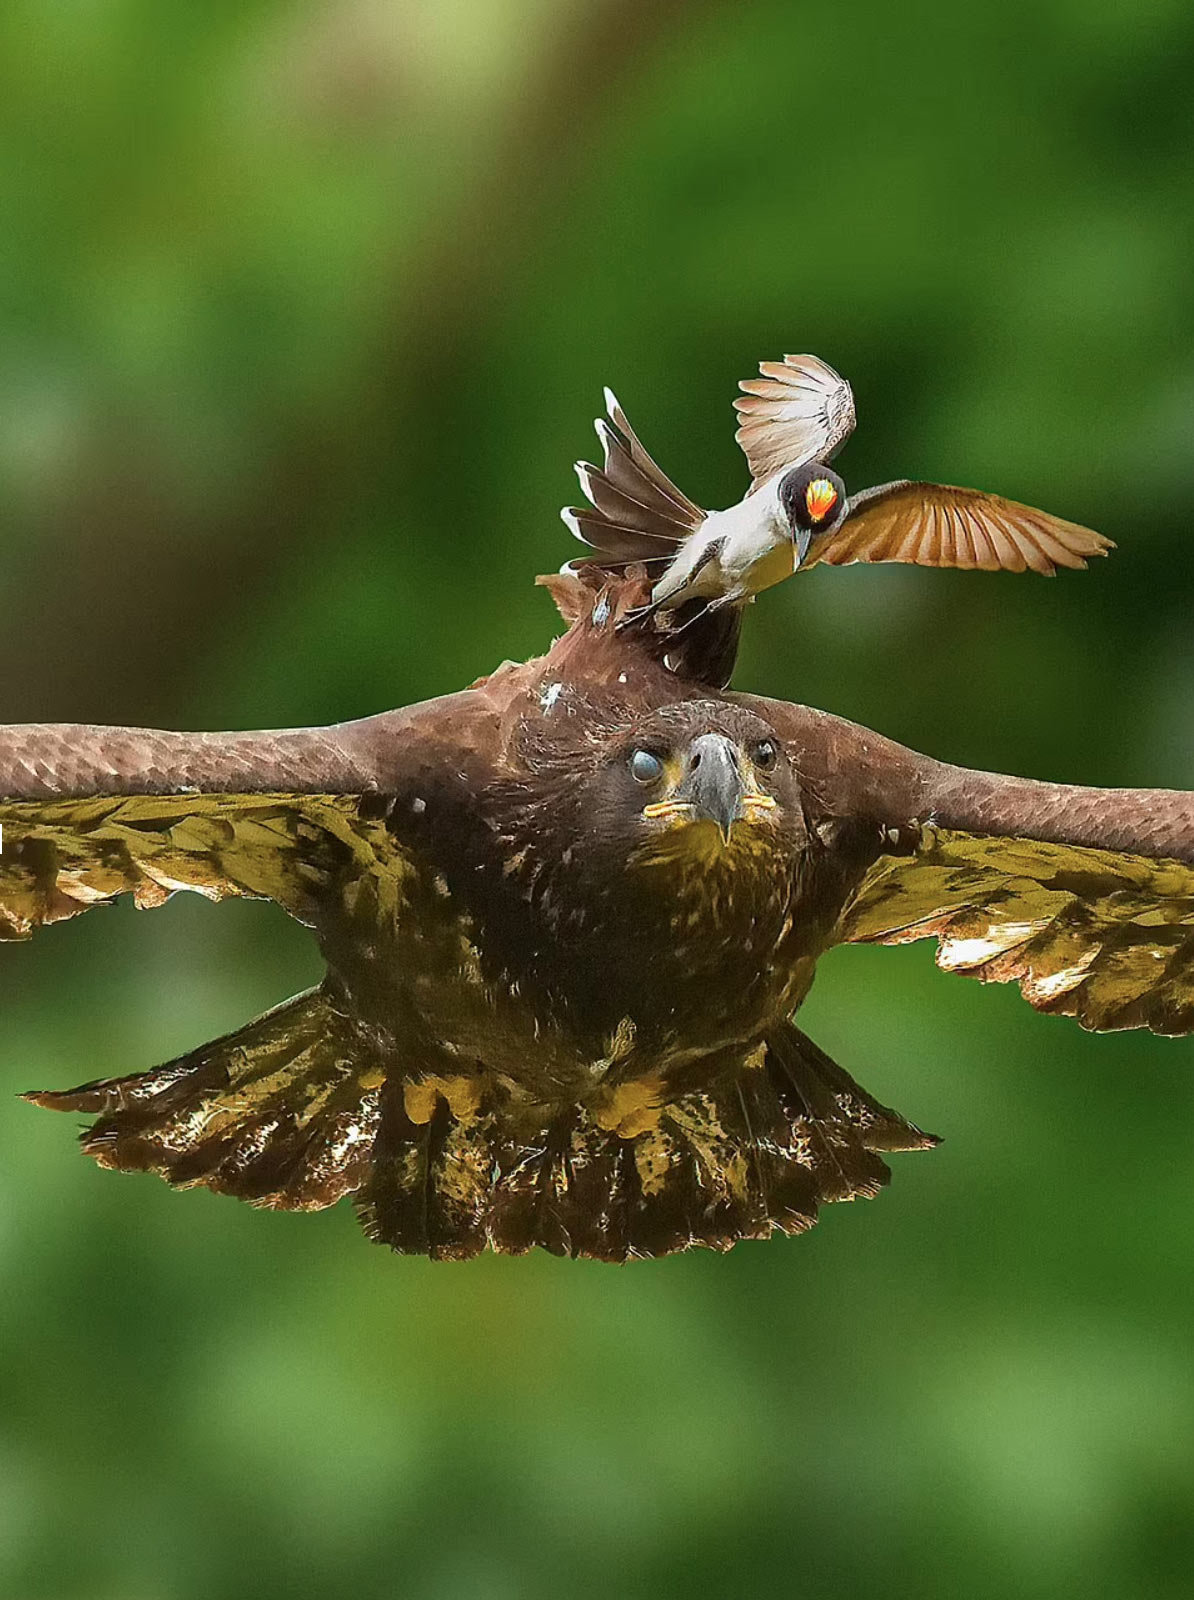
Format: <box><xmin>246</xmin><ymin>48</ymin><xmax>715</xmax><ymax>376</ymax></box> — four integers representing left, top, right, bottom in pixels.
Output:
<box><xmin>0</xmin><ymin>702</ymin><xmax>485</xmax><ymax>938</ymax></box>
<box><xmin>742</xmin><ymin>693</ymin><xmax>1194</xmax><ymax>1035</ymax></box>
<box><xmin>841</xmin><ymin>829</ymin><xmax>1194</xmax><ymax>1034</ymax></box>
<box><xmin>0</xmin><ymin>691</ymin><xmax>519</xmax><ymax>1220</ymax></box>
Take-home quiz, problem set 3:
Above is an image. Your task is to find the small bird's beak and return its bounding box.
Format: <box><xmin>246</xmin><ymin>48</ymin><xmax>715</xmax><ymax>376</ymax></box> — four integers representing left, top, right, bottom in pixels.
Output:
<box><xmin>794</xmin><ymin>524</ymin><xmax>815</xmax><ymax>568</ymax></box>
<box><xmin>676</xmin><ymin>733</ymin><xmax>745</xmax><ymax>841</ymax></box>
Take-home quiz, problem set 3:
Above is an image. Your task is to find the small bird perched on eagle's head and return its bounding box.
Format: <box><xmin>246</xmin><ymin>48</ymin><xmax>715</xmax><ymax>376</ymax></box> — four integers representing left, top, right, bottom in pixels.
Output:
<box><xmin>3</xmin><ymin>560</ymin><xmax>1193</xmax><ymax>1262</ymax></box>
<box><xmin>563</xmin><ymin>354</ymin><xmax>1113</xmax><ymax>630</ymax></box>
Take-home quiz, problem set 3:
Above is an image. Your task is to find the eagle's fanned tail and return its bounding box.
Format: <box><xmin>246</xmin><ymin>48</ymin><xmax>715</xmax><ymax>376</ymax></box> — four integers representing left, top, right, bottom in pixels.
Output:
<box><xmin>30</xmin><ymin>1000</ymin><xmax>936</xmax><ymax>1259</ymax></box>
<box><xmin>25</xmin><ymin>985</ymin><xmax>383</xmax><ymax>1211</ymax></box>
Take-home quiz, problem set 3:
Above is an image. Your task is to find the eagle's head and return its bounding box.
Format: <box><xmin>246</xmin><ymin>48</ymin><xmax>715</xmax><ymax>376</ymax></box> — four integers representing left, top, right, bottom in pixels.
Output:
<box><xmin>454</xmin><ymin>696</ymin><xmax>848</xmax><ymax>1048</ymax></box>
<box><xmin>484</xmin><ymin>696</ymin><xmax>814</xmax><ymax>900</ymax></box>
<box><xmin>514</xmin><ymin>697</ymin><xmax>834</xmax><ymax>1047</ymax></box>
<box><xmin>582</xmin><ymin>700</ymin><xmax>809</xmax><ymax>874</ymax></box>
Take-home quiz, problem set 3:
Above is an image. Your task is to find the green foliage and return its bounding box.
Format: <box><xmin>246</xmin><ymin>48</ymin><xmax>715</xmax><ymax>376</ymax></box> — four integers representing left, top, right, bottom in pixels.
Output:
<box><xmin>2</xmin><ymin>2</ymin><xmax>1194</xmax><ymax>1596</ymax></box>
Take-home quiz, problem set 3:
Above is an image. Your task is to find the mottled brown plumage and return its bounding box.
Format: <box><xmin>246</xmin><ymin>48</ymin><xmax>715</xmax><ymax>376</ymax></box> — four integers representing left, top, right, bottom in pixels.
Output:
<box><xmin>5</xmin><ymin>571</ymin><xmax>1193</xmax><ymax>1259</ymax></box>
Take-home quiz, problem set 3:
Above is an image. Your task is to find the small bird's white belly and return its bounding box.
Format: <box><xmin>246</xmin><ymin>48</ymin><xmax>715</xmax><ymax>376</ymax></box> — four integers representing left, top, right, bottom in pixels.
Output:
<box><xmin>723</xmin><ymin>534</ymin><xmax>795</xmax><ymax>595</ymax></box>
<box><xmin>651</xmin><ymin>489</ymin><xmax>794</xmax><ymax>608</ymax></box>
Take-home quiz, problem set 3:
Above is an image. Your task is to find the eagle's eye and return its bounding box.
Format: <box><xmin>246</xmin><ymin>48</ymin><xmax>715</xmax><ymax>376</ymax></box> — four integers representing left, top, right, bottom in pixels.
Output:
<box><xmin>753</xmin><ymin>739</ymin><xmax>778</xmax><ymax>772</ymax></box>
<box><xmin>629</xmin><ymin>749</ymin><xmax>664</xmax><ymax>785</ymax></box>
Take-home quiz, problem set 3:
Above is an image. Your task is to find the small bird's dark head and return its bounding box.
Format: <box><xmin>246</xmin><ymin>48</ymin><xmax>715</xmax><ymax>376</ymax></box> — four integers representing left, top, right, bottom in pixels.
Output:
<box><xmin>778</xmin><ymin>463</ymin><xmax>847</xmax><ymax>565</ymax></box>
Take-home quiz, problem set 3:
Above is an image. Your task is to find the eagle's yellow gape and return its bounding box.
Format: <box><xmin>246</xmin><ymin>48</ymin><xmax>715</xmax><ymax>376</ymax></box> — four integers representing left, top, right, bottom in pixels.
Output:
<box><xmin>642</xmin><ymin>799</ymin><xmax>694</xmax><ymax>820</ymax></box>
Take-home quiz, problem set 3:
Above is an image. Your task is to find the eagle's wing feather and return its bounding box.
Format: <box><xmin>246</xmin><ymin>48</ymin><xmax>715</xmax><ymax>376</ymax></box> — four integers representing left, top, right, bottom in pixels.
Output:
<box><xmin>733</xmin><ymin>354</ymin><xmax>856</xmax><ymax>489</ymax></box>
<box><xmin>0</xmin><ymin>788</ymin><xmax>406</xmax><ymax>937</ymax></box>
<box><xmin>3</xmin><ymin>692</ymin><xmax>522</xmax><ymax>1222</ymax></box>
<box><xmin>0</xmin><ymin>694</ymin><xmax>493</xmax><ymax>938</ymax></box>
<box><xmin>739</xmin><ymin>693</ymin><xmax>1194</xmax><ymax>1035</ymax></box>
<box><xmin>842</xmin><ymin>829</ymin><xmax>1194</xmax><ymax>1035</ymax></box>
<box><xmin>819</xmin><ymin>480</ymin><xmax>1113</xmax><ymax>574</ymax></box>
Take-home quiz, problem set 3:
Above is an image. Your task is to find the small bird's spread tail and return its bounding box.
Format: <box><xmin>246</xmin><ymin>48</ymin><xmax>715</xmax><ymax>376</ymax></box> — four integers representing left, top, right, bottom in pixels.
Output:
<box><xmin>29</xmin><ymin>999</ymin><xmax>936</xmax><ymax>1260</ymax></box>
<box><xmin>562</xmin><ymin>387</ymin><xmax>704</xmax><ymax>572</ymax></box>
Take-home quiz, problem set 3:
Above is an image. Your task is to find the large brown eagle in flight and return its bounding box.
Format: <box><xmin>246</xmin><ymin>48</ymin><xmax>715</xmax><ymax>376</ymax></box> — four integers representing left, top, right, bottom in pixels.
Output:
<box><xmin>3</xmin><ymin>567</ymin><xmax>1191</xmax><ymax>1261</ymax></box>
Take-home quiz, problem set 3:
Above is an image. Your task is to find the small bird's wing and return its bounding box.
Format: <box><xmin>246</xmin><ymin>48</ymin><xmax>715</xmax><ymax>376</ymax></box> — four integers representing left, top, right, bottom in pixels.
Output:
<box><xmin>0</xmin><ymin>694</ymin><xmax>492</xmax><ymax>940</ymax></box>
<box><xmin>814</xmin><ymin>480</ymin><xmax>1113</xmax><ymax>574</ymax></box>
<box><xmin>562</xmin><ymin>388</ymin><xmax>704</xmax><ymax>570</ymax></box>
<box><xmin>739</xmin><ymin>693</ymin><xmax>1194</xmax><ymax>1035</ymax></box>
<box><xmin>734</xmin><ymin>354</ymin><xmax>856</xmax><ymax>489</ymax></box>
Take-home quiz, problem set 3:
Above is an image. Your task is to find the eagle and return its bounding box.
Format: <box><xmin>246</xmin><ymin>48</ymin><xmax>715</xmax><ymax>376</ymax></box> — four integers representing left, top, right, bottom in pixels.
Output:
<box><xmin>3</xmin><ymin>567</ymin><xmax>1191</xmax><ymax>1261</ymax></box>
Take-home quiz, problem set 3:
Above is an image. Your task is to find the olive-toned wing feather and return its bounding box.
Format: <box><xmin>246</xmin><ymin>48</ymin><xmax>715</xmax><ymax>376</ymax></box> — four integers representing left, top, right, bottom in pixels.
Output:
<box><xmin>0</xmin><ymin>789</ymin><xmax>410</xmax><ymax>938</ymax></box>
<box><xmin>0</xmin><ymin>694</ymin><xmax>493</xmax><ymax>938</ymax></box>
<box><xmin>2</xmin><ymin>690</ymin><xmax>528</xmax><ymax>1223</ymax></box>
<box><xmin>816</xmin><ymin>480</ymin><xmax>1112</xmax><ymax>574</ymax></box>
<box><xmin>737</xmin><ymin>692</ymin><xmax>1194</xmax><ymax>1035</ymax></box>
<box><xmin>734</xmin><ymin>354</ymin><xmax>856</xmax><ymax>490</ymax></box>
<box><xmin>843</xmin><ymin>829</ymin><xmax>1194</xmax><ymax>1034</ymax></box>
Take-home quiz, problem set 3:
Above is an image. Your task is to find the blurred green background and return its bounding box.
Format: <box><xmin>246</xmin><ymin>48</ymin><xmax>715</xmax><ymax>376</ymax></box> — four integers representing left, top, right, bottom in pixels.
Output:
<box><xmin>2</xmin><ymin>2</ymin><xmax>1194</xmax><ymax>1597</ymax></box>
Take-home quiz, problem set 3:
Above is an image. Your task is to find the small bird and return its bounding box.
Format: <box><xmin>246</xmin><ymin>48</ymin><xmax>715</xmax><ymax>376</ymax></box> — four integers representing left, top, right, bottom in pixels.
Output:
<box><xmin>562</xmin><ymin>354</ymin><xmax>1113</xmax><ymax>619</ymax></box>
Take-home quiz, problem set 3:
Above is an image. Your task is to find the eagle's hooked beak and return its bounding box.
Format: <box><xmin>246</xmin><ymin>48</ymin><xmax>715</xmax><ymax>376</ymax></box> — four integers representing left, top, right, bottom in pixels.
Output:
<box><xmin>676</xmin><ymin>733</ymin><xmax>744</xmax><ymax>841</ymax></box>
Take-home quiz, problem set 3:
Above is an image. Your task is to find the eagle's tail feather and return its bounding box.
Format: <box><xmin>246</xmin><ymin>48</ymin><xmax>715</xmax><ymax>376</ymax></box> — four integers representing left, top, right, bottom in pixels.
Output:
<box><xmin>359</xmin><ymin>1022</ymin><xmax>938</xmax><ymax>1262</ymax></box>
<box><xmin>766</xmin><ymin>1023</ymin><xmax>940</xmax><ymax>1156</ymax></box>
<box><xmin>25</xmin><ymin>984</ymin><xmax>382</xmax><ymax>1212</ymax></box>
<box><xmin>28</xmin><ymin>1002</ymin><xmax>937</xmax><ymax>1259</ymax></box>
